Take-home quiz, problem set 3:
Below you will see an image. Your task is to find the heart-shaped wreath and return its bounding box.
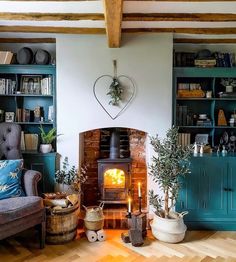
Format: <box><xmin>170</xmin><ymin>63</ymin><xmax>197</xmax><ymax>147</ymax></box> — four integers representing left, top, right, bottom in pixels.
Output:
<box><xmin>93</xmin><ymin>60</ymin><xmax>136</xmax><ymax>120</ymax></box>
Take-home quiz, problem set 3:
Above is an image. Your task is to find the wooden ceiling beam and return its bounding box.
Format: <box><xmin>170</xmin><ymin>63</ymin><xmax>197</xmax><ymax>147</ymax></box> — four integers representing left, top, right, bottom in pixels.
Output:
<box><xmin>123</xmin><ymin>13</ymin><xmax>236</xmax><ymax>22</ymax></box>
<box><xmin>123</xmin><ymin>28</ymin><xmax>236</xmax><ymax>34</ymax></box>
<box><xmin>125</xmin><ymin>0</ymin><xmax>236</xmax><ymax>2</ymax></box>
<box><xmin>0</xmin><ymin>26</ymin><xmax>105</xmax><ymax>34</ymax></box>
<box><xmin>0</xmin><ymin>12</ymin><xmax>104</xmax><ymax>21</ymax></box>
<box><xmin>174</xmin><ymin>38</ymin><xmax>236</xmax><ymax>44</ymax></box>
<box><xmin>103</xmin><ymin>0</ymin><xmax>123</xmax><ymax>48</ymax></box>
<box><xmin>0</xmin><ymin>38</ymin><xmax>56</xmax><ymax>43</ymax></box>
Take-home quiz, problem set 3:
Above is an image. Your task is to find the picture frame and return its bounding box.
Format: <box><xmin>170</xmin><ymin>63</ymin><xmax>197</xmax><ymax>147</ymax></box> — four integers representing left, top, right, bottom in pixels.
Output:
<box><xmin>20</xmin><ymin>75</ymin><xmax>42</xmax><ymax>94</ymax></box>
<box><xmin>5</xmin><ymin>111</ymin><xmax>15</xmax><ymax>122</ymax></box>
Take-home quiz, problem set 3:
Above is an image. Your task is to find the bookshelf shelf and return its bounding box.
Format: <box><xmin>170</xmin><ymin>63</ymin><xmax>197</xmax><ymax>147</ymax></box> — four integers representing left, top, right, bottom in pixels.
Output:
<box><xmin>0</xmin><ymin>64</ymin><xmax>56</xmax><ymax>152</ymax></box>
<box><xmin>173</xmin><ymin>67</ymin><xmax>236</xmax><ymax>150</ymax></box>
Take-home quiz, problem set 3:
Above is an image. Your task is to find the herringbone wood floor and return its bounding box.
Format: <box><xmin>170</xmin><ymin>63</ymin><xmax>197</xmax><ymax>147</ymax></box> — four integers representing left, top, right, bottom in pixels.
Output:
<box><xmin>1</xmin><ymin>230</ymin><xmax>236</xmax><ymax>261</ymax></box>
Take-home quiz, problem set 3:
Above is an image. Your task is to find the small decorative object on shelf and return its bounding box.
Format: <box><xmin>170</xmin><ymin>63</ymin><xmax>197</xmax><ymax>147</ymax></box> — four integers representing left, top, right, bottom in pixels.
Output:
<box><xmin>200</xmin><ymin>144</ymin><xmax>204</xmax><ymax>156</ymax></box>
<box><xmin>218</xmin><ymin>109</ymin><xmax>227</xmax><ymax>126</ymax></box>
<box><xmin>39</xmin><ymin>125</ymin><xmax>60</xmax><ymax>153</ymax></box>
<box><xmin>193</xmin><ymin>142</ymin><xmax>198</xmax><ymax>156</ymax></box>
<box><xmin>222</xmin><ymin>145</ymin><xmax>227</xmax><ymax>156</ymax></box>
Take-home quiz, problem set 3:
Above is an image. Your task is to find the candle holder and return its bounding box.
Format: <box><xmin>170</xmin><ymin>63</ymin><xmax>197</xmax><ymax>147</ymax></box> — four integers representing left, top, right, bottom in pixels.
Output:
<box><xmin>138</xmin><ymin>196</ymin><xmax>142</xmax><ymax>214</ymax></box>
<box><xmin>126</xmin><ymin>212</ymin><xmax>132</xmax><ymax>219</ymax></box>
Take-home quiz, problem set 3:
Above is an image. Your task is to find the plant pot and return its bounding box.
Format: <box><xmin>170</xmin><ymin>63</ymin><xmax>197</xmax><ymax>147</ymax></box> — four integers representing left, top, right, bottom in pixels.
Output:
<box><xmin>150</xmin><ymin>211</ymin><xmax>188</xmax><ymax>243</ymax></box>
<box><xmin>39</xmin><ymin>144</ymin><xmax>52</xmax><ymax>153</ymax></box>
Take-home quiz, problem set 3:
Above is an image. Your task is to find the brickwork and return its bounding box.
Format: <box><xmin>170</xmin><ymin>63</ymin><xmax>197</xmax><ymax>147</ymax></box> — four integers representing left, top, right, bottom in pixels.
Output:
<box><xmin>82</xmin><ymin>128</ymin><xmax>147</xmax><ymax>209</ymax></box>
<box><xmin>129</xmin><ymin>129</ymin><xmax>147</xmax><ymax>210</ymax></box>
<box><xmin>83</xmin><ymin>129</ymin><xmax>100</xmax><ymax>206</ymax></box>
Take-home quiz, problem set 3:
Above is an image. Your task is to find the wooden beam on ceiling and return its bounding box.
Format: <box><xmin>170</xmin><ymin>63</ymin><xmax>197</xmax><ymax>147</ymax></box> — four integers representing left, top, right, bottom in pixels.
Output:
<box><xmin>0</xmin><ymin>12</ymin><xmax>104</xmax><ymax>21</ymax></box>
<box><xmin>103</xmin><ymin>0</ymin><xmax>123</xmax><ymax>48</ymax></box>
<box><xmin>123</xmin><ymin>13</ymin><xmax>236</xmax><ymax>22</ymax></box>
<box><xmin>0</xmin><ymin>38</ymin><xmax>56</xmax><ymax>43</ymax></box>
<box><xmin>125</xmin><ymin>0</ymin><xmax>236</xmax><ymax>1</ymax></box>
<box><xmin>174</xmin><ymin>38</ymin><xmax>236</xmax><ymax>44</ymax></box>
<box><xmin>123</xmin><ymin>28</ymin><xmax>236</xmax><ymax>34</ymax></box>
<box><xmin>0</xmin><ymin>26</ymin><xmax>105</xmax><ymax>34</ymax></box>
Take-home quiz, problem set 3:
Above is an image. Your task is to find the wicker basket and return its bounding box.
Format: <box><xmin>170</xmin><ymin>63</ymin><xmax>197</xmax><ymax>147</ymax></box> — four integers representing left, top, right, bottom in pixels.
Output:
<box><xmin>84</xmin><ymin>219</ymin><xmax>104</xmax><ymax>231</ymax></box>
<box><xmin>83</xmin><ymin>203</ymin><xmax>104</xmax><ymax>231</ymax></box>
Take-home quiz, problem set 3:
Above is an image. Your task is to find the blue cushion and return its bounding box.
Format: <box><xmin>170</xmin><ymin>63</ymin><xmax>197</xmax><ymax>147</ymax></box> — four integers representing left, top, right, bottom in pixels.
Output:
<box><xmin>0</xmin><ymin>159</ymin><xmax>25</xmax><ymax>200</ymax></box>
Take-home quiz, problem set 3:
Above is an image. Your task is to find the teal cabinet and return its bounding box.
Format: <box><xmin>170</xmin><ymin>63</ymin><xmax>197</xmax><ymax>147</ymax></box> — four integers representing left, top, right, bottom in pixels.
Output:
<box><xmin>177</xmin><ymin>155</ymin><xmax>236</xmax><ymax>230</ymax></box>
<box><xmin>23</xmin><ymin>152</ymin><xmax>56</xmax><ymax>193</ymax></box>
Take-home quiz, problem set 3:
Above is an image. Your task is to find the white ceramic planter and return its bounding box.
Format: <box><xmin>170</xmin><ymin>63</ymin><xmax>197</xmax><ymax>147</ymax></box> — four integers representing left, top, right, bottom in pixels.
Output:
<box><xmin>150</xmin><ymin>211</ymin><xmax>188</xmax><ymax>243</ymax></box>
<box><xmin>39</xmin><ymin>144</ymin><xmax>52</xmax><ymax>153</ymax></box>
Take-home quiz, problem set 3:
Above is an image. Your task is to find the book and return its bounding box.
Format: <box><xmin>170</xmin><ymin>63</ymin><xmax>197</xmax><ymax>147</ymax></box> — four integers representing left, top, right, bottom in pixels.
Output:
<box><xmin>20</xmin><ymin>131</ymin><xmax>25</xmax><ymax>151</ymax></box>
<box><xmin>25</xmin><ymin>134</ymin><xmax>38</xmax><ymax>151</ymax></box>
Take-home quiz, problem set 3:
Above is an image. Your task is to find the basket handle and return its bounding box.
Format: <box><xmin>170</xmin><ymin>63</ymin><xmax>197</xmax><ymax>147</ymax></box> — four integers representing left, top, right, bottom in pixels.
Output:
<box><xmin>179</xmin><ymin>211</ymin><xmax>189</xmax><ymax>217</ymax></box>
<box><xmin>99</xmin><ymin>201</ymin><xmax>104</xmax><ymax>209</ymax></box>
<box><xmin>82</xmin><ymin>205</ymin><xmax>88</xmax><ymax>211</ymax></box>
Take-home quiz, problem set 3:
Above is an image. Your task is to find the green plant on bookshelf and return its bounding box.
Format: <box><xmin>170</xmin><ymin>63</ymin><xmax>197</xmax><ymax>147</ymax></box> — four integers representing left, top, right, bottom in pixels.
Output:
<box><xmin>38</xmin><ymin>125</ymin><xmax>60</xmax><ymax>153</ymax></box>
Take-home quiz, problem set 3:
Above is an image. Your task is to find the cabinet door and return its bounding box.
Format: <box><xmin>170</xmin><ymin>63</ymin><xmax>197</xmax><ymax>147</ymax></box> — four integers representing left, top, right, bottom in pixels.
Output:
<box><xmin>176</xmin><ymin>157</ymin><xmax>202</xmax><ymax>220</ymax></box>
<box><xmin>23</xmin><ymin>153</ymin><xmax>56</xmax><ymax>193</ymax></box>
<box><xmin>201</xmin><ymin>158</ymin><xmax>227</xmax><ymax>217</ymax></box>
<box><xmin>176</xmin><ymin>157</ymin><xmax>227</xmax><ymax>220</ymax></box>
<box><xmin>228</xmin><ymin>161</ymin><xmax>236</xmax><ymax>215</ymax></box>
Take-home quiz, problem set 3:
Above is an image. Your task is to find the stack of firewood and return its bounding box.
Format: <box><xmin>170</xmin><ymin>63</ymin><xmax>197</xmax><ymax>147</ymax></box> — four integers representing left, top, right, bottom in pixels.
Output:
<box><xmin>43</xmin><ymin>192</ymin><xmax>79</xmax><ymax>210</ymax></box>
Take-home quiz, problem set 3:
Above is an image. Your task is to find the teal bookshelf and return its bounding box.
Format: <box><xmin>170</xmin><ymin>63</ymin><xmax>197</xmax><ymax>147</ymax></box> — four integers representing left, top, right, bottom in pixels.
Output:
<box><xmin>0</xmin><ymin>64</ymin><xmax>57</xmax><ymax>193</ymax></box>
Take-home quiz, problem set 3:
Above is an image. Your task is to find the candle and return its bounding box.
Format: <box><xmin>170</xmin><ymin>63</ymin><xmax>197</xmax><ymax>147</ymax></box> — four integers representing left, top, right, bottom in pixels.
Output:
<box><xmin>128</xmin><ymin>197</ymin><xmax>131</xmax><ymax>213</ymax></box>
<box><xmin>138</xmin><ymin>182</ymin><xmax>141</xmax><ymax>197</ymax></box>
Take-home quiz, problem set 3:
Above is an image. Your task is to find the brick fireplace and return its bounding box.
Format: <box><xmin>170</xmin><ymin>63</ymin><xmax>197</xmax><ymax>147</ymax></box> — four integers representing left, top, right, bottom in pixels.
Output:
<box><xmin>82</xmin><ymin>128</ymin><xmax>147</xmax><ymax>210</ymax></box>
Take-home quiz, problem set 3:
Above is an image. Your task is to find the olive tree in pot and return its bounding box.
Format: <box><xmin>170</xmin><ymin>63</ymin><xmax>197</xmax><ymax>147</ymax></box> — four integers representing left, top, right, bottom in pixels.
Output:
<box><xmin>39</xmin><ymin>125</ymin><xmax>58</xmax><ymax>153</ymax></box>
<box><xmin>149</xmin><ymin>126</ymin><xmax>192</xmax><ymax>243</ymax></box>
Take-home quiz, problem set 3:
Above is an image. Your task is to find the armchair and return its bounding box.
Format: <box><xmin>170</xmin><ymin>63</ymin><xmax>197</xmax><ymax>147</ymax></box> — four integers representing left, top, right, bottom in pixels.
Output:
<box><xmin>0</xmin><ymin>123</ymin><xmax>45</xmax><ymax>248</ymax></box>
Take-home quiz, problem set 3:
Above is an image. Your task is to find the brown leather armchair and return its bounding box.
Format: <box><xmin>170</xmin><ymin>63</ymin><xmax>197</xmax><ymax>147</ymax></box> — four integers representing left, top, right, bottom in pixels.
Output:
<box><xmin>0</xmin><ymin>123</ymin><xmax>45</xmax><ymax>248</ymax></box>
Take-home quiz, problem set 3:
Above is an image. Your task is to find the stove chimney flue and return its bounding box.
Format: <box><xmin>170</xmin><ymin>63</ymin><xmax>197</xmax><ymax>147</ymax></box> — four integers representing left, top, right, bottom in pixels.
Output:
<box><xmin>110</xmin><ymin>128</ymin><xmax>120</xmax><ymax>159</ymax></box>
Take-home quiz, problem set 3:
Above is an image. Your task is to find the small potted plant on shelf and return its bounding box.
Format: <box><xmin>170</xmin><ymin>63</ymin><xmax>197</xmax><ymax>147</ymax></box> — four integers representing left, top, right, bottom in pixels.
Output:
<box><xmin>149</xmin><ymin>126</ymin><xmax>192</xmax><ymax>243</ymax></box>
<box><xmin>38</xmin><ymin>125</ymin><xmax>58</xmax><ymax>153</ymax></box>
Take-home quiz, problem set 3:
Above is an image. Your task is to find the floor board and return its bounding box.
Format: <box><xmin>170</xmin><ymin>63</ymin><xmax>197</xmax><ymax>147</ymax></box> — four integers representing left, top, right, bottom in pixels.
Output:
<box><xmin>1</xmin><ymin>230</ymin><xmax>236</xmax><ymax>261</ymax></box>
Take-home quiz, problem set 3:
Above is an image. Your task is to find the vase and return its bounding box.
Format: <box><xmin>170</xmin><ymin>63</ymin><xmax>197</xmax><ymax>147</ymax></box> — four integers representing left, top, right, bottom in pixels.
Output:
<box><xmin>39</xmin><ymin>144</ymin><xmax>52</xmax><ymax>153</ymax></box>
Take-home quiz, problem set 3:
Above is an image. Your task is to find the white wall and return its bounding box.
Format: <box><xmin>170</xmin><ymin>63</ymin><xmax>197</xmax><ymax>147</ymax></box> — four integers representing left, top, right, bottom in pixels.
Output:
<box><xmin>56</xmin><ymin>34</ymin><xmax>173</xmax><ymax>168</ymax></box>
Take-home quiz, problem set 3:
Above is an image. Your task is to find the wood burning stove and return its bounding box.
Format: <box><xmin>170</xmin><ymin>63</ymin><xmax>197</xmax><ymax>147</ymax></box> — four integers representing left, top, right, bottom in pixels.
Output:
<box><xmin>97</xmin><ymin>128</ymin><xmax>132</xmax><ymax>204</ymax></box>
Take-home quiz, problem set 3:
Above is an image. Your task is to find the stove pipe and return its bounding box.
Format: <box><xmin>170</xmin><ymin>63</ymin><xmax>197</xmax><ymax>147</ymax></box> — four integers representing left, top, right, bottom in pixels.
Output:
<box><xmin>109</xmin><ymin>128</ymin><xmax>120</xmax><ymax>159</ymax></box>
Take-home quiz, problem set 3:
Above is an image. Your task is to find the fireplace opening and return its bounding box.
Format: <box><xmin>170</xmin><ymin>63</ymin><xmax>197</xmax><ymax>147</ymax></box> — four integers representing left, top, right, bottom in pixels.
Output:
<box><xmin>104</xmin><ymin>169</ymin><xmax>125</xmax><ymax>188</ymax></box>
<box><xmin>82</xmin><ymin>127</ymin><xmax>147</xmax><ymax>212</ymax></box>
<box><xmin>97</xmin><ymin>128</ymin><xmax>132</xmax><ymax>204</ymax></box>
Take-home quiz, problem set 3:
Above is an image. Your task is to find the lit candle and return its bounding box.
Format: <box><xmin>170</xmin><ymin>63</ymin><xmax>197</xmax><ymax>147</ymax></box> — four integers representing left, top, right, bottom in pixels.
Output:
<box><xmin>138</xmin><ymin>182</ymin><xmax>141</xmax><ymax>197</ymax></box>
<box><xmin>128</xmin><ymin>197</ymin><xmax>131</xmax><ymax>213</ymax></box>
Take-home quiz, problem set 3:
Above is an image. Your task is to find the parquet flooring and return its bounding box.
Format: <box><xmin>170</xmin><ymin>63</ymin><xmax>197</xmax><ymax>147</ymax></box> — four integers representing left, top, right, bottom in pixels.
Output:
<box><xmin>1</xmin><ymin>230</ymin><xmax>236</xmax><ymax>261</ymax></box>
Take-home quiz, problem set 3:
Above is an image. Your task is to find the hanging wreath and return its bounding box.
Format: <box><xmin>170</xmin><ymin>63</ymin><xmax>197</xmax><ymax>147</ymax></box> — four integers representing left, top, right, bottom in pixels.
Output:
<box><xmin>106</xmin><ymin>60</ymin><xmax>123</xmax><ymax>106</ymax></box>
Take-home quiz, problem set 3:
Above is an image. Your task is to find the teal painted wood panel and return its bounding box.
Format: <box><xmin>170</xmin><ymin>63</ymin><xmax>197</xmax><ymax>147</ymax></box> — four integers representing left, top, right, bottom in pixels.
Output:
<box><xmin>23</xmin><ymin>152</ymin><xmax>56</xmax><ymax>193</ymax></box>
<box><xmin>228</xmin><ymin>161</ymin><xmax>236</xmax><ymax>215</ymax></box>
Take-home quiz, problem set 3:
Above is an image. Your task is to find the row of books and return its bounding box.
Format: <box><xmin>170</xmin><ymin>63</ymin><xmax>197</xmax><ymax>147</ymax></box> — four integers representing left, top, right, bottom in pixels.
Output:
<box><xmin>16</xmin><ymin>107</ymin><xmax>43</xmax><ymax>122</ymax></box>
<box><xmin>0</xmin><ymin>78</ymin><xmax>16</xmax><ymax>95</ymax></box>
<box><xmin>178</xmin><ymin>83</ymin><xmax>201</xmax><ymax>91</ymax></box>
<box><xmin>0</xmin><ymin>51</ymin><xmax>13</xmax><ymax>64</ymax></box>
<box><xmin>41</xmin><ymin>77</ymin><xmax>52</xmax><ymax>95</ymax></box>
<box><xmin>213</xmin><ymin>52</ymin><xmax>235</xmax><ymax>68</ymax></box>
<box><xmin>21</xmin><ymin>131</ymin><xmax>38</xmax><ymax>151</ymax></box>
<box><xmin>176</xmin><ymin>105</ymin><xmax>188</xmax><ymax>126</ymax></box>
<box><xmin>174</xmin><ymin>51</ymin><xmax>235</xmax><ymax>68</ymax></box>
<box><xmin>178</xmin><ymin>133</ymin><xmax>191</xmax><ymax>147</ymax></box>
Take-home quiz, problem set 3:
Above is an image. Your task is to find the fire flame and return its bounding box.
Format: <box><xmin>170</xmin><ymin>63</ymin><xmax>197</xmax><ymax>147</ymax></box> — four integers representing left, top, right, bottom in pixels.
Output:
<box><xmin>104</xmin><ymin>168</ymin><xmax>125</xmax><ymax>188</ymax></box>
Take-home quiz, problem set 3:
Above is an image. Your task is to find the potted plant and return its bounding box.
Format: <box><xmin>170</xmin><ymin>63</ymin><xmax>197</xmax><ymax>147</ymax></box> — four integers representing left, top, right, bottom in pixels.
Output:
<box><xmin>149</xmin><ymin>126</ymin><xmax>192</xmax><ymax>243</ymax></box>
<box><xmin>55</xmin><ymin>157</ymin><xmax>88</xmax><ymax>194</ymax></box>
<box><xmin>38</xmin><ymin>125</ymin><xmax>58</xmax><ymax>153</ymax></box>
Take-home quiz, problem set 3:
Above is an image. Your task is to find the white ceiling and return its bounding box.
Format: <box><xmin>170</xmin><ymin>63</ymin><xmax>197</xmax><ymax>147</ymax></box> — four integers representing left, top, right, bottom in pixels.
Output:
<box><xmin>0</xmin><ymin>0</ymin><xmax>236</xmax><ymax>40</ymax></box>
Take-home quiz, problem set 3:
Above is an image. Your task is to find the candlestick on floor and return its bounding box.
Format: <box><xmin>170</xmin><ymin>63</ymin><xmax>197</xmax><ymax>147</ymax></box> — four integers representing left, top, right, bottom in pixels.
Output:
<box><xmin>139</xmin><ymin>197</ymin><xmax>142</xmax><ymax>214</ymax></box>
